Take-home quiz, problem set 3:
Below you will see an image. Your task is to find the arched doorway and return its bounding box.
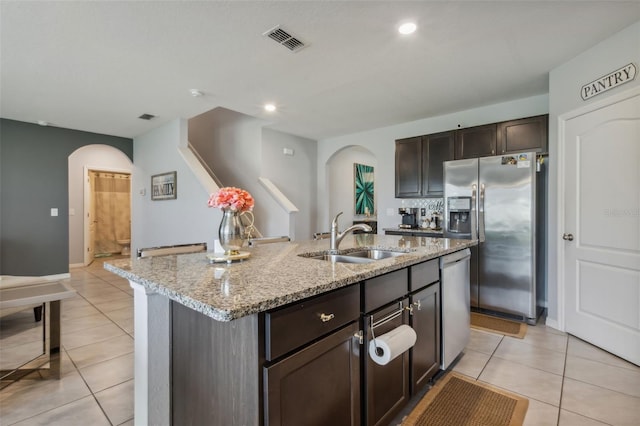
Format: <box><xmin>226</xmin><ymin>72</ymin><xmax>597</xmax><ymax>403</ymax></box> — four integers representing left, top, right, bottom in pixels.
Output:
<box><xmin>68</xmin><ymin>145</ymin><xmax>133</xmax><ymax>266</ymax></box>
<box><xmin>325</xmin><ymin>145</ymin><xmax>377</xmax><ymax>230</ymax></box>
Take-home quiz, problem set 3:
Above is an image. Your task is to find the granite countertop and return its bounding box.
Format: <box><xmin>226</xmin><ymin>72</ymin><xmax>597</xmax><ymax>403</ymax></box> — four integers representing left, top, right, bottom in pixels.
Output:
<box><xmin>383</xmin><ymin>227</ymin><xmax>444</xmax><ymax>234</ymax></box>
<box><xmin>104</xmin><ymin>234</ymin><xmax>475</xmax><ymax>322</ymax></box>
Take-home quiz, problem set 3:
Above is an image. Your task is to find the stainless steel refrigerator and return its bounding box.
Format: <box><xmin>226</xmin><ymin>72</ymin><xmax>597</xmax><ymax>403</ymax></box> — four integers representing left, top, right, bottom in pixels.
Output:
<box><xmin>443</xmin><ymin>152</ymin><xmax>546</xmax><ymax>323</ymax></box>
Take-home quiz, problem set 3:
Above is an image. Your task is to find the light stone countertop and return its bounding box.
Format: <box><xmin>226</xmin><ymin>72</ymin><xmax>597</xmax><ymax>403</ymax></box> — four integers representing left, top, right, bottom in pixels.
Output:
<box><xmin>383</xmin><ymin>227</ymin><xmax>444</xmax><ymax>235</ymax></box>
<box><xmin>104</xmin><ymin>234</ymin><xmax>476</xmax><ymax>322</ymax></box>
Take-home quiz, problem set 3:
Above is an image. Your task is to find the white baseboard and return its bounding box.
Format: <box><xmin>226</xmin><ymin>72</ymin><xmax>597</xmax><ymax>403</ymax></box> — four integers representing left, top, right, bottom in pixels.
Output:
<box><xmin>47</xmin><ymin>273</ymin><xmax>71</xmax><ymax>280</ymax></box>
<box><xmin>545</xmin><ymin>317</ymin><xmax>562</xmax><ymax>332</ymax></box>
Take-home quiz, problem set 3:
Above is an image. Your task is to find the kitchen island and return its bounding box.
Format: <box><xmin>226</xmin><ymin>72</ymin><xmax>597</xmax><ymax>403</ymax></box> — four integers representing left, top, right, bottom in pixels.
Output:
<box><xmin>105</xmin><ymin>234</ymin><xmax>476</xmax><ymax>426</ymax></box>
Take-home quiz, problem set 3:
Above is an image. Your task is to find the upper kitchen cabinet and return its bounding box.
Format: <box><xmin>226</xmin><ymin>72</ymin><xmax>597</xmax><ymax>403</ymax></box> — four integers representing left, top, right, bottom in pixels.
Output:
<box><xmin>497</xmin><ymin>114</ymin><xmax>548</xmax><ymax>154</ymax></box>
<box><xmin>395</xmin><ymin>133</ymin><xmax>454</xmax><ymax>198</ymax></box>
<box><xmin>422</xmin><ymin>131</ymin><xmax>455</xmax><ymax>196</ymax></box>
<box><xmin>395</xmin><ymin>136</ymin><xmax>423</xmax><ymax>198</ymax></box>
<box><xmin>454</xmin><ymin>123</ymin><xmax>497</xmax><ymax>159</ymax></box>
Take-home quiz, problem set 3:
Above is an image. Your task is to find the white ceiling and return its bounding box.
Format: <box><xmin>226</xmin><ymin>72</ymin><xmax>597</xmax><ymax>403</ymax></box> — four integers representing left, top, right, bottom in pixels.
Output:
<box><xmin>2</xmin><ymin>1</ymin><xmax>639</xmax><ymax>141</ymax></box>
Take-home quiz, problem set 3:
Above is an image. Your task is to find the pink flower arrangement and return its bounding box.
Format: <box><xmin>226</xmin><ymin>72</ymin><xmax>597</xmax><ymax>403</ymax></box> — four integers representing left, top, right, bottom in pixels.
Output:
<box><xmin>208</xmin><ymin>187</ymin><xmax>254</xmax><ymax>212</ymax></box>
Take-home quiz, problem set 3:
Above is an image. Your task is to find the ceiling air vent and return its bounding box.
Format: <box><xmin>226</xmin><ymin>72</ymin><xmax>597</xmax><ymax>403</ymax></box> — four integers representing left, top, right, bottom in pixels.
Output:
<box><xmin>138</xmin><ymin>114</ymin><xmax>155</xmax><ymax>120</ymax></box>
<box><xmin>263</xmin><ymin>25</ymin><xmax>307</xmax><ymax>53</ymax></box>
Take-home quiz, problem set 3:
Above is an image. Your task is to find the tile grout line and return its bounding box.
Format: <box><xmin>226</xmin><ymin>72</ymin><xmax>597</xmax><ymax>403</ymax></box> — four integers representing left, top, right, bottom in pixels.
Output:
<box><xmin>474</xmin><ymin>333</ymin><xmax>504</xmax><ymax>381</ymax></box>
<box><xmin>555</xmin><ymin>331</ymin><xmax>569</xmax><ymax>426</ymax></box>
<box><xmin>64</xmin><ymin>346</ymin><xmax>116</xmax><ymax>426</ymax></box>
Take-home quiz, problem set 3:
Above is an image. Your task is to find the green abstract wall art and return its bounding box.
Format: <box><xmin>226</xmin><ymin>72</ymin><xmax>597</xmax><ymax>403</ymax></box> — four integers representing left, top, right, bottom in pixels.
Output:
<box><xmin>354</xmin><ymin>163</ymin><xmax>374</xmax><ymax>215</ymax></box>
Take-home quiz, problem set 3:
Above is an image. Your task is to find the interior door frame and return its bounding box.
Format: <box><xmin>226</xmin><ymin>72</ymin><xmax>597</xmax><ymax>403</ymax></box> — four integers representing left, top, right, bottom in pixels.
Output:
<box><xmin>83</xmin><ymin>166</ymin><xmax>132</xmax><ymax>266</ymax></box>
<box><xmin>556</xmin><ymin>84</ymin><xmax>640</xmax><ymax>332</ymax></box>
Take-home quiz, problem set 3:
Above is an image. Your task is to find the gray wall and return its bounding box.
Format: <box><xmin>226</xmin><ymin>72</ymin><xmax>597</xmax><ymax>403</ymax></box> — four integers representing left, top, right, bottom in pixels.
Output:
<box><xmin>0</xmin><ymin>119</ymin><xmax>132</xmax><ymax>276</ymax></box>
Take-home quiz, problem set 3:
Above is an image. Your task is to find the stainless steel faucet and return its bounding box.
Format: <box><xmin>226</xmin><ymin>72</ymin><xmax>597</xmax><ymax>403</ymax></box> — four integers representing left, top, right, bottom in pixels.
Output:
<box><xmin>329</xmin><ymin>212</ymin><xmax>373</xmax><ymax>253</ymax></box>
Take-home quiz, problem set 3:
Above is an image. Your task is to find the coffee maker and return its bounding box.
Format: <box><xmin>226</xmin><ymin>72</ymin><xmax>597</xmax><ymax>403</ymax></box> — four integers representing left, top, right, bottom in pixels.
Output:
<box><xmin>398</xmin><ymin>207</ymin><xmax>419</xmax><ymax>229</ymax></box>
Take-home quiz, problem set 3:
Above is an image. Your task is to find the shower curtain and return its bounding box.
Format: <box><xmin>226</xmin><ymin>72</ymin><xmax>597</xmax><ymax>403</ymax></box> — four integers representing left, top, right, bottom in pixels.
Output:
<box><xmin>91</xmin><ymin>171</ymin><xmax>131</xmax><ymax>256</ymax></box>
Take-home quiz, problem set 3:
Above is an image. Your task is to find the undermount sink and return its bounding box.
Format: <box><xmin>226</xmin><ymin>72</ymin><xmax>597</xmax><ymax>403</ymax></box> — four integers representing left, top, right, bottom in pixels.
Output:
<box><xmin>300</xmin><ymin>249</ymin><xmax>408</xmax><ymax>264</ymax></box>
<box><xmin>341</xmin><ymin>249</ymin><xmax>406</xmax><ymax>260</ymax></box>
<box><xmin>305</xmin><ymin>254</ymin><xmax>375</xmax><ymax>264</ymax></box>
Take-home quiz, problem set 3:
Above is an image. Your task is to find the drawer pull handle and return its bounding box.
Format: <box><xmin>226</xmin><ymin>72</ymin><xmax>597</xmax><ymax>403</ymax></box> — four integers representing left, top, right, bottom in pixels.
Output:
<box><xmin>320</xmin><ymin>313</ymin><xmax>335</xmax><ymax>322</ymax></box>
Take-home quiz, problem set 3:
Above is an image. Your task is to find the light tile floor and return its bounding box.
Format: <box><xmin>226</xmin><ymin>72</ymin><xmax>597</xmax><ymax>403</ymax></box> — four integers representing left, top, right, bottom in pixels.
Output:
<box><xmin>452</xmin><ymin>320</ymin><xmax>640</xmax><ymax>425</ymax></box>
<box><xmin>1</xmin><ymin>258</ymin><xmax>639</xmax><ymax>425</ymax></box>
<box><xmin>0</xmin><ymin>257</ymin><xmax>134</xmax><ymax>425</ymax></box>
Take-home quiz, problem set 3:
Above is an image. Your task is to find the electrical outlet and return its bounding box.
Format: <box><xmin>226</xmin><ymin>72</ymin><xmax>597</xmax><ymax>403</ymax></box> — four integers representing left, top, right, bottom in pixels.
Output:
<box><xmin>420</xmin><ymin>208</ymin><xmax>426</xmax><ymax>216</ymax></box>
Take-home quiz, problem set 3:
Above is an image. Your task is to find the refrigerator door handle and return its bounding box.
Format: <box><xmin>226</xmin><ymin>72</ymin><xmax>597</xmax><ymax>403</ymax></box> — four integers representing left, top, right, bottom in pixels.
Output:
<box><xmin>478</xmin><ymin>183</ymin><xmax>486</xmax><ymax>242</ymax></box>
<box><xmin>471</xmin><ymin>184</ymin><xmax>478</xmax><ymax>240</ymax></box>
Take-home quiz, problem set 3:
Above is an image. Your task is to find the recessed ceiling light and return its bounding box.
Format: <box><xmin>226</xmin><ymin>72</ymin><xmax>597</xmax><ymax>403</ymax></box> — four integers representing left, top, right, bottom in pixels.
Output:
<box><xmin>37</xmin><ymin>120</ymin><xmax>49</xmax><ymax>126</ymax></box>
<box><xmin>264</xmin><ymin>103</ymin><xmax>277</xmax><ymax>112</ymax></box>
<box><xmin>398</xmin><ymin>22</ymin><xmax>417</xmax><ymax>35</ymax></box>
<box><xmin>190</xmin><ymin>89</ymin><xmax>204</xmax><ymax>97</ymax></box>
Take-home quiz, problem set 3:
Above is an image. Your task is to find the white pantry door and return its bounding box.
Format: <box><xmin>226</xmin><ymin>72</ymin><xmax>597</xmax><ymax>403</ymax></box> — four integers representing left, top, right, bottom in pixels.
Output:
<box><xmin>562</xmin><ymin>86</ymin><xmax>640</xmax><ymax>366</ymax></box>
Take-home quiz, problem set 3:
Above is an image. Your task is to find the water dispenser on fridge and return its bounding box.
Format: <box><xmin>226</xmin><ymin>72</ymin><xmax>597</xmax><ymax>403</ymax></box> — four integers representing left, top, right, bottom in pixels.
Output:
<box><xmin>446</xmin><ymin>197</ymin><xmax>472</xmax><ymax>237</ymax></box>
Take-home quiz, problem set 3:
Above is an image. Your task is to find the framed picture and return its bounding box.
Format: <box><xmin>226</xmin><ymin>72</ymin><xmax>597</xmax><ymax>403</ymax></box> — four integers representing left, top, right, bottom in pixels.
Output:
<box><xmin>151</xmin><ymin>171</ymin><xmax>177</xmax><ymax>200</ymax></box>
<box><xmin>354</xmin><ymin>163</ymin><xmax>374</xmax><ymax>215</ymax></box>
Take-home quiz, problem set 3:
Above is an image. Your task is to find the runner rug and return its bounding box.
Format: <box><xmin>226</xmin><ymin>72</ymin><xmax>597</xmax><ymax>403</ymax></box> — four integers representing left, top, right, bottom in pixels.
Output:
<box><xmin>402</xmin><ymin>372</ymin><xmax>529</xmax><ymax>426</ymax></box>
<box><xmin>470</xmin><ymin>312</ymin><xmax>527</xmax><ymax>339</ymax></box>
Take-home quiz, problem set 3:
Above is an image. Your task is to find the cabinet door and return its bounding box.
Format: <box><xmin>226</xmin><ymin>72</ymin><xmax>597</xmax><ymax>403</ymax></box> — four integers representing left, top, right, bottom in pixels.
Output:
<box><xmin>410</xmin><ymin>283</ymin><xmax>441</xmax><ymax>393</ymax></box>
<box><xmin>497</xmin><ymin>114</ymin><xmax>548</xmax><ymax>154</ymax></box>
<box><xmin>264</xmin><ymin>322</ymin><xmax>361</xmax><ymax>426</ymax></box>
<box><xmin>365</xmin><ymin>300</ymin><xmax>410</xmax><ymax>426</ymax></box>
<box><xmin>395</xmin><ymin>137</ymin><xmax>423</xmax><ymax>198</ymax></box>
<box><xmin>423</xmin><ymin>131</ymin><xmax>455</xmax><ymax>196</ymax></box>
<box><xmin>454</xmin><ymin>123</ymin><xmax>497</xmax><ymax>159</ymax></box>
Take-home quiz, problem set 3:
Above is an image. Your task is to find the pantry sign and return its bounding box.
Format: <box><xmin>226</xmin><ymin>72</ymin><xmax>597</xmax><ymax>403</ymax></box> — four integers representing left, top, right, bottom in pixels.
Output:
<box><xmin>581</xmin><ymin>63</ymin><xmax>636</xmax><ymax>100</ymax></box>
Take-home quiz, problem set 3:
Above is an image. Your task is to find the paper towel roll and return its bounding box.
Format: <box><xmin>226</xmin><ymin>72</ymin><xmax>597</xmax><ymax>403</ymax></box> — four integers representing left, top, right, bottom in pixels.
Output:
<box><xmin>368</xmin><ymin>324</ymin><xmax>417</xmax><ymax>366</ymax></box>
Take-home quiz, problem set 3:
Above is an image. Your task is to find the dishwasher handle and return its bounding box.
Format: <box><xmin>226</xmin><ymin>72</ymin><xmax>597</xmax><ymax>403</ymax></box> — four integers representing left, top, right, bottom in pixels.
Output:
<box><xmin>440</xmin><ymin>248</ymin><xmax>471</xmax><ymax>268</ymax></box>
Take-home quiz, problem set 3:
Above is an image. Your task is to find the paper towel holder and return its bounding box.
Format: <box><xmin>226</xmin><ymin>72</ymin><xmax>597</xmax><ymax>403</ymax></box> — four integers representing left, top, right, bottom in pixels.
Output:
<box><xmin>370</xmin><ymin>301</ymin><xmax>404</xmax><ymax>355</ymax></box>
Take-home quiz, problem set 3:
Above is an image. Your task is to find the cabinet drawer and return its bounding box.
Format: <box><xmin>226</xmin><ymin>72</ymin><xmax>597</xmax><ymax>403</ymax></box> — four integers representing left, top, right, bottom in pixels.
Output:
<box><xmin>265</xmin><ymin>285</ymin><xmax>360</xmax><ymax>361</ymax></box>
<box><xmin>363</xmin><ymin>269</ymin><xmax>408</xmax><ymax>313</ymax></box>
<box><xmin>410</xmin><ymin>259</ymin><xmax>439</xmax><ymax>292</ymax></box>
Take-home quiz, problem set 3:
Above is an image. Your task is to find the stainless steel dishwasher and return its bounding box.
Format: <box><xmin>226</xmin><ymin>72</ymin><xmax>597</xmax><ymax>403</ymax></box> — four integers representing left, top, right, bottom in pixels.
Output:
<box><xmin>440</xmin><ymin>248</ymin><xmax>471</xmax><ymax>369</ymax></box>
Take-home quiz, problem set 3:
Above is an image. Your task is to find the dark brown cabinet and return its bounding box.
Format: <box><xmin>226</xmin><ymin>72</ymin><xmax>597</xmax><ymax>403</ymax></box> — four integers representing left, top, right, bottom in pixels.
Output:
<box><xmin>410</xmin><ymin>283</ymin><xmax>441</xmax><ymax>392</ymax></box>
<box><xmin>395</xmin><ymin>132</ymin><xmax>454</xmax><ymax>198</ymax></box>
<box><xmin>423</xmin><ymin>131</ymin><xmax>455</xmax><ymax>196</ymax></box>
<box><xmin>497</xmin><ymin>114</ymin><xmax>548</xmax><ymax>154</ymax></box>
<box><xmin>454</xmin><ymin>123</ymin><xmax>497</xmax><ymax>159</ymax></box>
<box><xmin>264</xmin><ymin>322</ymin><xmax>361</xmax><ymax>426</ymax></box>
<box><xmin>364</xmin><ymin>300</ymin><xmax>411</xmax><ymax>426</ymax></box>
<box><xmin>395</xmin><ymin>136</ymin><xmax>423</xmax><ymax>197</ymax></box>
<box><xmin>395</xmin><ymin>115</ymin><xmax>548</xmax><ymax>198</ymax></box>
<box><xmin>409</xmin><ymin>260</ymin><xmax>441</xmax><ymax>392</ymax></box>
<box><xmin>263</xmin><ymin>286</ymin><xmax>362</xmax><ymax>426</ymax></box>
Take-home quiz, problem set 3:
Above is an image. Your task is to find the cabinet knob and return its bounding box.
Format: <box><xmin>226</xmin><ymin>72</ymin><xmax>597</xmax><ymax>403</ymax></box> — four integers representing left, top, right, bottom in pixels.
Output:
<box><xmin>414</xmin><ymin>300</ymin><xmax>421</xmax><ymax>311</ymax></box>
<box><xmin>320</xmin><ymin>313</ymin><xmax>335</xmax><ymax>322</ymax></box>
<box><xmin>562</xmin><ymin>233</ymin><xmax>574</xmax><ymax>241</ymax></box>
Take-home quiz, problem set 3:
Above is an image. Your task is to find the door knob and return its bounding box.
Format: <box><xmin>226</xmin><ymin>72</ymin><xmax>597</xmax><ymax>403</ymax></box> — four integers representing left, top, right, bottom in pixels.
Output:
<box><xmin>562</xmin><ymin>233</ymin><xmax>574</xmax><ymax>241</ymax></box>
